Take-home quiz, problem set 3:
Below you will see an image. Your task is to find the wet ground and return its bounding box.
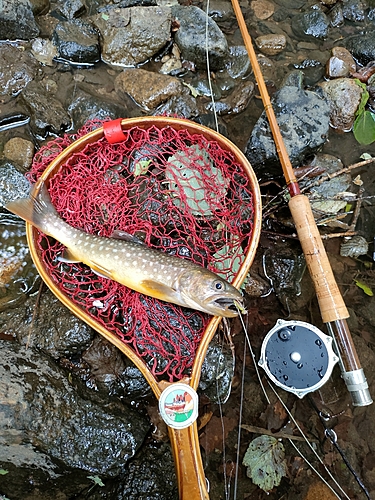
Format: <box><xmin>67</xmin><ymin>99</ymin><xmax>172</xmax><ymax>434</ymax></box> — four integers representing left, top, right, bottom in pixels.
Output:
<box><xmin>2</xmin><ymin>0</ymin><xmax>375</xmax><ymax>499</ymax></box>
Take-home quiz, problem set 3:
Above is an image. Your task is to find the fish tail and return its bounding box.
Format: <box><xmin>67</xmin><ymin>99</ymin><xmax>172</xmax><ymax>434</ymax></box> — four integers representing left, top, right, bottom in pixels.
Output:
<box><xmin>5</xmin><ymin>183</ymin><xmax>60</xmax><ymax>234</ymax></box>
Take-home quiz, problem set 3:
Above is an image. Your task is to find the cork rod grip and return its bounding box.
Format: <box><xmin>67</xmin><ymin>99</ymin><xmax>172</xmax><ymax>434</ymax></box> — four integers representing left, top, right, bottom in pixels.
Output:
<box><xmin>288</xmin><ymin>194</ymin><xmax>349</xmax><ymax>323</ymax></box>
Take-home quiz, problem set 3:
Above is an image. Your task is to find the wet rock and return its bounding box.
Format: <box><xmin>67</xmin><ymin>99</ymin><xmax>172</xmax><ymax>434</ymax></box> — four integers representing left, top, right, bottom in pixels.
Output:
<box><xmin>160</xmin><ymin>44</ymin><xmax>183</xmax><ymax>75</ymax></box>
<box><xmin>251</xmin><ymin>0</ymin><xmax>275</xmax><ymax>20</ymax></box>
<box><xmin>303</xmin><ymin>154</ymin><xmax>351</xmax><ymax>216</ymax></box>
<box><xmin>0</xmin><ymin>44</ymin><xmax>41</xmax><ymax>97</ymax></box>
<box><xmin>92</xmin><ymin>7</ymin><xmax>171</xmax><ymax>67</ymax></box>
<box><xmin>205</xmin><ymin>80</ymin><xmax>255</xmax><ymax>115</ymax></box>
<box><xmin>292</xmin><ymin>5</ymin><xmax>330</xmax><ymax>40</ymax></box>
<box><xmin>0</xmin><ymin>0</ymin><xmax>40</xmax><ymax>41</ymax></box>
<box><xmin>341</xmin><ymin>0</ymin><xmax>366</xmax><ymax>22</ymax></box>
<box><xmin>340</xmin><ymin>235</ymin><xmax>369</xmax><ymax>258</ymax></box>
<box><xmin>254</xmin><ymin>33</ymin><xmax>286</xmax><ymax>56</ymax></box>
<box><xmin>155</xmin><ymin>92</ymin><xmax>199</xmax><ymax>119</ymax></box>
<box><xmin>67</xmin><ymin>85</ymin><xmax>133</xmax><ymax>131</ymax></box>
<box><xmin>20</xmin><ymin>80</ymin><xmax>71</xmax><ymax>137</ymax></box>
<box><xmin>203</xmin><ymin>0</ymin><xmax>234</xmax><ymax>24</ymax></box>
<box><xmin>0</xmin><ymin>160</ymin><xmax>30</xmax><ymax>207</ymax></box>
<box><xmin>3</xmin><ymin>137</ymin><xmax>34</xmax><ymax>172</ymax></box>
<box><xmin>82</xmin><ymin>335</ymin><xmax>150</xmax><ymax>397</ymax></box>
<box><xmin>54</xmin><ymin>0</ymin><xmax>86</xmax><ymax>19</ymax></box>
<box><xmin>0</xmin><ymin>289</ymin><xmax>95</xmax><ymax>357</ymax></box>
<box><xmin>319</xmin><ymin>77</ymin><xmax>364</xmax><ymax>131</ymax></box>
<box><xmin>346</xmin><ymin>31</ymin><xmax>375</xmax><ymax>66</ymax></box>
<box><xmin>325</xmin><ymin>46</ymin><xmax>356</xmax><ymax>79</ymax></box>
<box><xmin>31</xmin><ymin>37</ymin><xmax>59</xmax><ymax>66</ymax></box>
<box><xmin>198</xmin><ymin>343</ymin><xmax>234</xmax><ymax>403</ymax></box>
<box><xmin>226</xmin><ymin>46</ymin><xmax>251</xmax><ymax>79</ymax></box>
<box><xmin>99</xmin><ymin>442</ymin><xmax>178</xmax><ymax>500</ymax></box>
<box><xmin>172</xmin><ymin>5</ymin><xmax>229</xmax><ymax>71</ymax></box>
<box><xmin>328</xmin><ymin>3</ymin><xmax>344</xmax><ymax>27</ymax></box>
<box><xmin>29</xmin><ymin>0</ymin><xmax>50</xmax><ymax>15</ymax></box>
<box><xmin>53</xmin><ymin>19</ymin><xmax>100</xmax><ymax>65</ymax></box>
<box><xmin>245</xmin><ymin>71</ymin><xmax>330</xmax><ymax>178</ymax></box>
<box><xmin>0</xmin><ymin>340</ymin><xmax>149</xmax><ymax>476</ymax></box>
<box><xmin>115</xmin><ymin>68</ymin><xmax>183</xmax><ymax>110</ymax></box>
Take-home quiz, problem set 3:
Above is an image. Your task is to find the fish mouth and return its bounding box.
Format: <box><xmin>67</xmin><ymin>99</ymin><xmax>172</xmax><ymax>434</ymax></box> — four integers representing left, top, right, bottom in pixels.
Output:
<box><xmin>210</xmin><ymin>296</ymin><xmax>245</xmax><ymax>317</ymax></box>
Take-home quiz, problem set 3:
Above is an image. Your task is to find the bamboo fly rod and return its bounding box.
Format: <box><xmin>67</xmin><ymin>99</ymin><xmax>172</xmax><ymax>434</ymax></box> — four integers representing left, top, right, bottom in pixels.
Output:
<box><xmin>230</xmin><ymin>0</ymin><xmax>372</xmax><ymax>406</ymax></box>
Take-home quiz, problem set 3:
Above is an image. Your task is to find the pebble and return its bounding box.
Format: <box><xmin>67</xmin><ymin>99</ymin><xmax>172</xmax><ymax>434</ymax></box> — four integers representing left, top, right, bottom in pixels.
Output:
<box><xmin>254</xmin><ymin>33</ymin><xmax>286</xmax><ymax>56</ymax></box>
<box><xmin>3</xmin><ymin>138</ymin><xmax>34</xmax><ymax>172</ymax></box>
<box><xmin>326</xmin><ymin>46</ymin><xmax>356</xmax><ymax>79</ymax></box>
<box><xmin>251</xmin><ymin>0</ymin><xmax>275</xmax><ymax>20</ymax></box>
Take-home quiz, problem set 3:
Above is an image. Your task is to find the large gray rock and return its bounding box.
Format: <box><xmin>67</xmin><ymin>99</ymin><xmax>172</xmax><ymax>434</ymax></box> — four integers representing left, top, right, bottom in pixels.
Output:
<box><xmin>0</xmin><ymin>0</ymin><xmax>40</xmax><ymax>40</ymax></box>
<box><xmin>346</xmin><ymin>30</ymin><xmax>375</xmax><ymax>66</ymax></box>
<box><xmin>0</xmin><ymin>44</ymin><xmax>40</xmax><ymax>97</ymax></box>
<box><xmin>92</xmin><ymin>6</ymin><xmax>171</xmax><ymax>67</ymax></box>
<box><xmin>52</xmin><ymin>19</ymin><xmax>100</xmax><ymax>65</ymax></box>
<box><xmin>0</xmin><ymin>340</ymin><xmax>149</xmax><ymax>478</ymax></box>
<box><xmin>172</xmin><ymin>5</ymin><xmax>229</xmax><ymax>71</ymax></box>
<box><xmin>245</xmin><ymin>71</ymin><xmax>330</xmax><ymax>179</ymax></box>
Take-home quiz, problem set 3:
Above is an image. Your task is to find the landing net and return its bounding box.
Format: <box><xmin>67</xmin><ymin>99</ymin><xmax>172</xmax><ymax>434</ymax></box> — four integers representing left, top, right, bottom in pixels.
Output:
<box><xmin>29</xmin><ymin>120</ymin><xmax>255</xmax><ymax>381</ymax></box>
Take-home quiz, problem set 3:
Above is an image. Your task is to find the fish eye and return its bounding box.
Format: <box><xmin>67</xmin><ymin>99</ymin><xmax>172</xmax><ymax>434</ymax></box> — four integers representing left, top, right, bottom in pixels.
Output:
<box><xmin>213</xmin><ymin>280</ymin><xmax>225</xmax><ymax>291</ymax></box>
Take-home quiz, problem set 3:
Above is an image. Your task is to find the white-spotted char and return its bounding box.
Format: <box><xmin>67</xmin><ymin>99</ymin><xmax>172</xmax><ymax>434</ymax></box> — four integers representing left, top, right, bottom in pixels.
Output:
<box><xmin>5</xmin><ymin>184</ymin><xmax>244</xmax><ymax>317</ymax></box>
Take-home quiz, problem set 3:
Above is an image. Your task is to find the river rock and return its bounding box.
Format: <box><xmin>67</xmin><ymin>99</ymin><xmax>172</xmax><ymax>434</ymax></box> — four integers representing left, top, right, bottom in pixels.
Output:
<box><xmin>328</xmin><ymin>2</ymin><xmax>344</xmax><ymax>27</ymax></box>
<box><xmin>291</xmin><ymin>5</ymin><xmax>330</xmax><ymax>40</ymax></box>
<box><xmin>205</xmin><ymin>80</ymin><xmax>255</xmax><ymax>115</ymax></box>
<box><xmin>342</xmin><ymin>0</ymin><xmax>366</xmax><ymax>22</ymax></box>
<box><xmin>154</xmin><ymin>92</ymin><xmax>199</xmax><ymax>119</ymax></box>
<box><xmin>0</xmin><ymin>340</ymin><xmax>149</xmax><ymax>493</ymax></box>
<box><xmin>53</xmin><ymin>0</ymin><xmax>86</xmax><ymax>18</ymax></box>
<box><xmin>0</xmin><ymin>289</ymin><xmax>95</xmax><ymax>357</ymax></box>
<box><xmin>92</xmin><ymin>6</ymin><xmax>171</xmax><ymax>67</ymax></box>
<box><xmin>0</xmin><ymin>0</ymin><xmax>40</xmax><ymax>40</ymax></box>
<box><xmin>0</xmin><ymin>160</ymin><xmax>31</xmax><ymax>207</ymax></box>
<box><xmin>346</xmin><ymin>30</ymin><xmax>375</xmax><ymax>66</ymax></box>
<box><xmin>172</xmin><ymin>5</ymin><xmax>229</xmax><ymax>71</ymax></box>
<box><xmin>319</xmin><ymin>77</ymin><xmax>364</xmax><ymax>131</ymax></box>
<box><xmin>0</xmin><ymin>44</ymin><xmax>41</xmax><ymax>97</ymax></box>
<box><xmin>245</xmin><ymin>71</ymin><xmax>330</xmax><ymax>178</ymax></box>
<box><xmin>31</xmin><ymin>37</ymin><xmax>59</xmax><ymax>65</ymax></box>
<box><xmin>3</xmin><ymin>137</ymin><xmax>34</xmax><ymax>172</ymax></box>
<box><xmin>52</xmin><ymin>19</ymin><xmax>100</xmax><ymax>65</ymax></box>
<box><xmin>251</xmin><ymin>0</ymin><xmax>275</xmax><ymax>20</ymax></box>
<box><xmin>115</xmin><ymin>68</ymin><xmax>183</xmax><ymax>110</ymax></box>
<box><xmin>254</xmin><ymin>33</ymin><xmax>286</xmax><ymax>56</ymax></box>
<box><xmin>226</xmin><ymin>45</ymin><xmax>251</xmax><ymax>79</ymax></box>
<box><xmin>20</xmin><ymin>80</ymin><xmax>71</xmax><ymax>137</ymax></box>
<box><xmin>326</xmin><ymin>46</ymin><xmax>356</xmax><ymax>79</ymax></box>
<box><xmin>67</xmin><ymin>84</ymin><xmax>134</xmax><ymax>131</ymax></box>
<box><xmin>29</xmin><ymin>0</ymin><xmax>50</xmax><ymax>15</ymax></box>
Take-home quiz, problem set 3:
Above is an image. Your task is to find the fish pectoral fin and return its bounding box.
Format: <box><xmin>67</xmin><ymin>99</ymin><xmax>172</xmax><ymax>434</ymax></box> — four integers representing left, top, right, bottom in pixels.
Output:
<box><xmin>89</xmin><ymin>261</ymin><xmax>114</xmax><ymax>280</ymax></box>
<box><xmin>141</xmin><ymin>280</ymin><xmax>179</xmax><ymax>302</ymax></box>
<box><xmin>57</xmin><ymin>248</ymin><xmax>82</xmax><ymax>264</ymax></box>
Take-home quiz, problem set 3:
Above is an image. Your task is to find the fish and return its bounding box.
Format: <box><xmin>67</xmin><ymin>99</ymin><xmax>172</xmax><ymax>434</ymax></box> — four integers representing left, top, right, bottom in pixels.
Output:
<box><xmin>5</xmin><ymin>184</ymin><xmax>244</xmax><ymax>317</ymax></box>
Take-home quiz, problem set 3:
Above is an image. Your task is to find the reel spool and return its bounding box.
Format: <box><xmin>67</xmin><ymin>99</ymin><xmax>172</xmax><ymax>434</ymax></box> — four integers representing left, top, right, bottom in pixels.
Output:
<box><xmin>259</xmin><ymin>319</ymin><xmax>339</xmax><ymax>398</ymax></box>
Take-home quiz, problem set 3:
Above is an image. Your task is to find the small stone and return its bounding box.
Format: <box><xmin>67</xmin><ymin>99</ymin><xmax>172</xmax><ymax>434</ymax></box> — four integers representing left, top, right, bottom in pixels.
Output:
<box><xmin>31</xmin><ymin>37</ymin><xmax>59</xmax><ymax>66</ymax></box>
<box><xmin>3</xmin><ymin>138</ymin><xmax>34</xmax><ymax>172</ymax></box>
<box><xmin>326</xmin><ymin>46</ymin><xmax>356</xmax><ymax>78</ymax></box>
<box><xmin>254</xmin><ymin>34</ymin><xmax>286</xmax><ymax>56</ymax></box>
<box><xmin>251</xmin><ymin>0</ymin><xmax>275</xmax><ymax>20</ymax></box>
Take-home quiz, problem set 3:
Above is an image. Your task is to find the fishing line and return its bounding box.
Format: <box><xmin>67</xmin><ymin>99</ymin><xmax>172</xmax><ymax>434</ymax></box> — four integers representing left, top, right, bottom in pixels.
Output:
<box><xmin>205</xmin><ymin>0</ymin><xmax>219</xmax><ymax>133</ymax></box>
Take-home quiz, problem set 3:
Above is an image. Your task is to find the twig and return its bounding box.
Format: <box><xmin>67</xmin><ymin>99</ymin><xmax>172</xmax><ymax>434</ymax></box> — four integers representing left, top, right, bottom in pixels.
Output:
<box><xmin>241</xmin><ymin>424</ymin><xmax>318</xmax><ymax>442</ymax></box>
<box><xmin>312</xmin><ymin>157</ymin><xmax>375</xmax><ymax>186</ymax></box>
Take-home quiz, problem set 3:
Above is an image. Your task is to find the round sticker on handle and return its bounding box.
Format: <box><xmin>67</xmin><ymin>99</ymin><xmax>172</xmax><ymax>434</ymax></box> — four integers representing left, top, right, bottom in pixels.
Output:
<box><xmin>159</xmin><ymin>383</ymin><xmax>199</xmax><ymax>429</ymax></box>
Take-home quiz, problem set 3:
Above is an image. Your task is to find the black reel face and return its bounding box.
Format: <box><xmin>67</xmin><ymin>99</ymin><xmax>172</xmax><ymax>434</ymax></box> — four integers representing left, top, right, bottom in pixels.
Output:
<box><xmin>259</xmin><ymin>320</ymin><xmax>339</xmax><ymax>398</ymax></box>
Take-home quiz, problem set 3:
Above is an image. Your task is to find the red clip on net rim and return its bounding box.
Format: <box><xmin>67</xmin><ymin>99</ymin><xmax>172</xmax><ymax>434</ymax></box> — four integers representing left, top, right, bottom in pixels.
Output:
<box><xmin>26</xmin><ymin>117</ymin><xmax>261</xmax><ymax>397</ymax></box>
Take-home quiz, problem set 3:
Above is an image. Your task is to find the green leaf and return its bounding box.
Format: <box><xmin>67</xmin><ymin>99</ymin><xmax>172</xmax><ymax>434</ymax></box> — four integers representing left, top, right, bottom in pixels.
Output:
<box><xmin>133</xmin><ymin>159</ymin><xmax>152</xmax><ymax>177</ymax></box>
<box><xmin>87</xmin><ymin>475</ymin><xmax>105</xmax><ymax>487</ymax></box>
<box><xmin>353</xmin><ymin>111</ymin><xmax>375</xmax><ymax>145</ymax></box>
<box><xmin>243</xmin><ymin>435</ymin><xmax>287</xmax><ymax>492</ymax></box>
<box><xmin>354</xmin><ymin>79</ymin><xmax>369</xmax><ymax>117</ymax></box>
<box><xmin>165</xmin><ymin>144</ymin><xmax>229</xmax><ymax>215</ymax></box>
<box><xmin>182</xmin><ymin>82</ymin><xmax>200</xmax><ymax>98</ymax></box>
<box><xmin>360</xmin><ymin>153</ymin><xmax>373</xmax><ymax>160</ymax></box>
<box><xmin>354</xmin><ymin>279</ymin><xmax>373</xmax><ymax>296</ymax></box>
<box><xmin>0</xmin><ymin>469</ymin><xmax>9</xmax><ymax>475</ymax></box>
<box><xmin>101</xmin><ymin>13</ymin><xmax>109</xmax><ymax>20</ymax></box>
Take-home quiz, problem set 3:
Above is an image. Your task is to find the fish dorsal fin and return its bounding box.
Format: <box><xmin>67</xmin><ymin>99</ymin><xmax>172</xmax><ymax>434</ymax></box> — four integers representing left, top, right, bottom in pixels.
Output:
<box><xmin>140</xmin><ymin>279</ymin><xmax>178</xmax><ymax>301</ymax></box>
<box><xmin>57</xmin><ymin>248</ymin><xmax>81</xmax><ymax>263</ymax></box>
<box><xmin>111</xmin><ymin>230</ymin><xmax>145</xmax><ymax>245</ymax></box>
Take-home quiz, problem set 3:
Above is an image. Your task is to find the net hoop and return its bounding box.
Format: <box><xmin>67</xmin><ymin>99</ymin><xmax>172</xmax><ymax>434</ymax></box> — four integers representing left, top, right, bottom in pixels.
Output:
<box><xmin>26</xmin><ymin>116</ymin><xmax>261</xmax><ymax>398</ymax></box>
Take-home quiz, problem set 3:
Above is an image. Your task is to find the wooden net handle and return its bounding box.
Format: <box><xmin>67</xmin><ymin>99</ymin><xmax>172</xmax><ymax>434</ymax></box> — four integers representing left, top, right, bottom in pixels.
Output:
<box><xmin>168</xmin><ymin>423</ymin><xmax>209</xmax><ymax>499</ymax></box>
<box><xmin>288</xmin><ymin>195</ymin><xmax>349</xmax><ymax>323</ymax></box>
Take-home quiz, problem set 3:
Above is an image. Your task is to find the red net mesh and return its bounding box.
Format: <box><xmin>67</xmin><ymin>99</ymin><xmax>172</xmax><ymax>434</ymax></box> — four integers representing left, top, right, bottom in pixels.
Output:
<box><xmin>29</xmin><ymin>120</ymin><xmax>255</xmax><ymax>381</ymax></box>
